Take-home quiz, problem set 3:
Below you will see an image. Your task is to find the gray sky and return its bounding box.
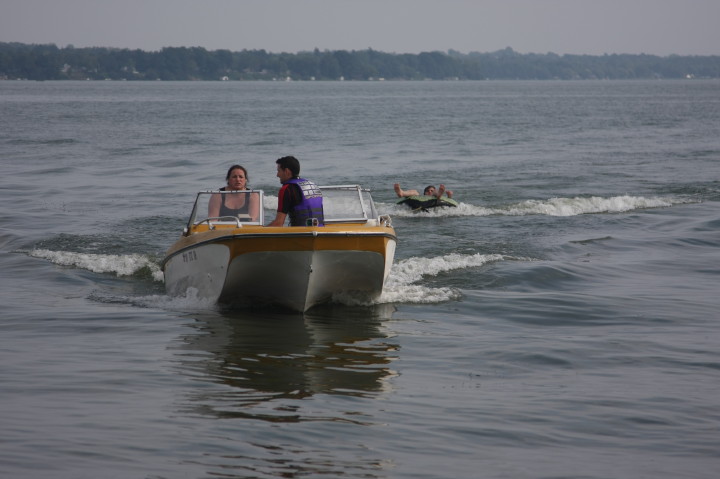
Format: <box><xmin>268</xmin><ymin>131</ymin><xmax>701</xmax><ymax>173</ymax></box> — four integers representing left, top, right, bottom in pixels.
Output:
<box><xmin>2</xmin><ymin>0</ymin><xmax>719</xmax><ymax>56</ymax></box>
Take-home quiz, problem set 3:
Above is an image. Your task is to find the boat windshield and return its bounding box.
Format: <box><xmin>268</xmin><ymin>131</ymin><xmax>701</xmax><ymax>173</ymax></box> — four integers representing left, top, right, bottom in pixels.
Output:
<box><xmin>321</xmin><ymin>185</ymin><xmax>378</xmax><ymax>223</ymax></box>
<box><xmin>185</xmin><ymin>186</ymin><xmax>378</xmax><ymax>229</ymax></box>
<box><xmin>188</xmin><ymin>190</ymin><xmax>264</xmax><ymax>227</ymax></box>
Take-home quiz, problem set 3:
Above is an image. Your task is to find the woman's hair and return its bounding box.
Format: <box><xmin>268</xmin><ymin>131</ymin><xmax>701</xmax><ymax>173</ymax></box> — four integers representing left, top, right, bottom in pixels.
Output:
<box><xmin>226</xmin><ymin>164</ymin><xmax>249</xmax><ymax>183</ymax></box>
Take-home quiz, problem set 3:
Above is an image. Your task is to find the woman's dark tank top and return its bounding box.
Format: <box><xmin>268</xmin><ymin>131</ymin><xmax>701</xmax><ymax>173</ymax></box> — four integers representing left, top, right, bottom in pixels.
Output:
<box><xmin>219</xmin><ymin>193</ymin><xmax>250</xmax><ymax>217</ymax></box>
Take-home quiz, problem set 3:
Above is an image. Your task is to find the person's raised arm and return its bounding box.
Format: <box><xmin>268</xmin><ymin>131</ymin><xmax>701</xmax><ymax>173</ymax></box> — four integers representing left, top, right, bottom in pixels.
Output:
<box><xmin>437</xmin><ymin>184</ymin><xmax>453</xmax><ymax>199</ymax></box>
<box><xmin>394</xmin><ymin>183</ymin><xmax>420</xmax><ymax>197</ymax></box>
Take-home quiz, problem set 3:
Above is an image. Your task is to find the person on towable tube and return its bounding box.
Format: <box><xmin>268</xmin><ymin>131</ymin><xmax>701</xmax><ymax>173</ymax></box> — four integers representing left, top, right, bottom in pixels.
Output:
<box><xmin>267</xmin><ymin>155</ymin><xmax>325</xmax><ymax>227</ymax></box>
<box><xmin>394</xmin><ymin>182</ymin><xmax>457</xmax><ymax>211</ymax></box>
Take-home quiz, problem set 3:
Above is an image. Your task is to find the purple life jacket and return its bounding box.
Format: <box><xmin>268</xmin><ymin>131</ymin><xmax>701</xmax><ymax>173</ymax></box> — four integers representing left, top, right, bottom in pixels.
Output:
<box><xmin>285</xmin><ymin>177</ymin><xmax>325</xmax><ymax>226</ymax></box>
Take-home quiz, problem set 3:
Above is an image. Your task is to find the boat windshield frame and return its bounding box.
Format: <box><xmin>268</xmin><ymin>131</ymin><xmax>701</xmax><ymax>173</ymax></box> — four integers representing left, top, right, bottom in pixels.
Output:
<box><xmin>320</xmin><ymin>185</ymin><xmax>378</xmax><ymax>224</ymax></box>
<box><xmin>184</xmin><ymin>185</ymin><xmax>380</xmax><ymax>231</ymax></box>
<box><xmin>187</xmin><ymin>190</ymin><xmax>265</xmax><ymax>230</ymax></box>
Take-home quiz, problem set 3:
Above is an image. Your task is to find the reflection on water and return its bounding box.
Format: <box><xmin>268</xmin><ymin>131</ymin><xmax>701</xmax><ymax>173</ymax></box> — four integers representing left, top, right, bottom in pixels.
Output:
<box><xmin>172</xmin><ymin>304</ymin><xmax>399</xmax><ymax>422</ymax></box>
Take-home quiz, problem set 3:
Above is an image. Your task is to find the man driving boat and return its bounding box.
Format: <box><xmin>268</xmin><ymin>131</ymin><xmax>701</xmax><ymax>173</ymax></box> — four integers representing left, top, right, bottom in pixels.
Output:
<box><xmin>267</xmin><ymin>156</ymin><xmax>325</xmax><ymax>227</ymax></box>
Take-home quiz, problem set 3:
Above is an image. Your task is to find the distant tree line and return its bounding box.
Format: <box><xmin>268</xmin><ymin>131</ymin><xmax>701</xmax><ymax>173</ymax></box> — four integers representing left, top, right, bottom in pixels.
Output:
<box><xmin>1</xmin><ymin>42</ymin><xmax>719</xmax><ymax>81</ymax></box>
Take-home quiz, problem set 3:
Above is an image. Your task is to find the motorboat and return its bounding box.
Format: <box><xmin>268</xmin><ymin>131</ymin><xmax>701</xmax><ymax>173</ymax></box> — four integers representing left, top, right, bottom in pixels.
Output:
<box><xmin>162</xmin><ymin>185</ymin><xmax>397</xmax><ymax>312</ymax></box>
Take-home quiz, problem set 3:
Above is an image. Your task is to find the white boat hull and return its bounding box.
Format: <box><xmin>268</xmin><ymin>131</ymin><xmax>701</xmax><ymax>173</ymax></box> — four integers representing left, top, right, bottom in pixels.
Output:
<box><xmin>222</xmin><ymin>246</ymin><xmax>395</xmax><ymax>311</ymax></box>
<box><xmin>163</xmin><ymin>229</ymin><xmax>396</xmax><ymax>312</ymax></box>
<box><xmin>163</xmin><ymin>243</ymin><xmax>229</xmax><ymax>302</ymax></box>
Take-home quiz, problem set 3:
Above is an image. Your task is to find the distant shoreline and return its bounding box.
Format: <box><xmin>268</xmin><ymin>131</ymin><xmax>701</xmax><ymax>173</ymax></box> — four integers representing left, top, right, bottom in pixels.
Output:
<box><xmin>2</xmin><ymin>42</ymin><xmax>719</xmax><ymax>81</ymax></box>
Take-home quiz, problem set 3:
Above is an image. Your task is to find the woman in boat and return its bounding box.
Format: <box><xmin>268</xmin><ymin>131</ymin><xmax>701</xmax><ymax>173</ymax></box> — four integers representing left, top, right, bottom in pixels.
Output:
<box><xmin>208</xmin><ymin>164</ymin><xmax>260</xmax><ymax>221</ymax></box>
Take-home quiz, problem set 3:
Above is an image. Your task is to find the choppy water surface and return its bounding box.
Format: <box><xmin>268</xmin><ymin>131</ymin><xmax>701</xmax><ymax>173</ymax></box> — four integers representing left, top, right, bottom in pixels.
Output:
<box><xmin>1</xmin><ymin>80</ymin><xmax>719</xmax><ymax>478</ymax></box>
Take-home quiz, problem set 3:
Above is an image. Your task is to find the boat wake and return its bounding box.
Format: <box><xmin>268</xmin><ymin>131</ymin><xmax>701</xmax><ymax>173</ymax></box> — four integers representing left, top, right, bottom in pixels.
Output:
<box><xmin>336</xmin><ymin>252</ymin><xmax>509</xmax><ymax>307</ymax></box>
<box><xmin>26</xmin><ymin>248</ymin><xmax>512</xmax><ymax>309</ymax></box>
<box><xmin>25</xmin><ymin>248</ymin><xmax>221</xmax><ymax>311</ymax></box>
<box><xmin>499</xmin><ymin>195</ymin><xmax>682</xmax><ymax>216</ymax></box>
<box><xmin>380</xmin><ymin>194</ymin><xmax>691</xmax><ymax>218</ymax></box>
<box><xmin>27</xmin><ymin>249</ymin><xmax>164</xmax><ymax>282</ymax></box>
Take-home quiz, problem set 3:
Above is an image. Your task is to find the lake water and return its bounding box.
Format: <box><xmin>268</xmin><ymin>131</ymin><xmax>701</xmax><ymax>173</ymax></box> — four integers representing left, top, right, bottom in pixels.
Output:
<box><xmin>1</xmin><ymin>79</ymin><xmax>719</xmax><ymax>478</ymax></box>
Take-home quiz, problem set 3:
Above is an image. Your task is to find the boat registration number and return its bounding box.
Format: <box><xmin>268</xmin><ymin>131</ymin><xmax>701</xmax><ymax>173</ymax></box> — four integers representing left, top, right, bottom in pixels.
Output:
<box><xmin>182</xmin><ymin>250</ymin><xmax>198</xmax><ymax>263</ymax></box>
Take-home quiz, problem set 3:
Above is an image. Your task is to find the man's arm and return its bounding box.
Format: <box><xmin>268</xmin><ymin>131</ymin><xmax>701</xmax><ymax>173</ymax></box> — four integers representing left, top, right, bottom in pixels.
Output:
<box><xmin>394</xmin><ymin>183</ymin><xmax>420</xmax><ymax>198</ymax></box>
<box><xmin>267</xmin><ymin>183</ymin><xmax>295</xmax><ymax>227</ymax></box>
<box><xmin>437</xmin><ymin>184</ymin><xmax>453</xmax><ymax>199</ymax></box>
<box><xmin>267</xmin><ymin>212</ymin><xmax>287</xmax><ymax>227</ymax></box>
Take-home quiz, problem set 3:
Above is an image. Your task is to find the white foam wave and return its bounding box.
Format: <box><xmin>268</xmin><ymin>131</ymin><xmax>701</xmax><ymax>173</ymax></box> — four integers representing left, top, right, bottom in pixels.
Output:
<box><xmin>264</xmin><ymin>194</ymin><xmax>278</xmax><ymax>211</ymax></box>
<box><xmin>375</xmin><ymin>253</ymin><xmax>505</xmax><ymax>306</ymax></box>
<box><xmin>331</xmin><ymin>253</ymin><xmax>506</xmax><ymax>307</ymax></box>
<box><xmin>388</xmin><ymin>252</ymin><xmax>505</xmax><ymax>284</ymax></box>
<box><xmin>502</xmin><ymin>195</ymin><xmax>676</xmax><ymax>216</ymax></box>
<box><xmin>381</xmin><ymin>201</ymin><xmax>494</xmax><ymax>218</ymax></box>
<box><xmin>28</xmin><ymin>249</ymin><xmax>164</xmax><ymax>282</ymax></box>
<box><xmin>379</xmin><ymin>195</ymin><xmax>683</xmax><ymax>218</ymax></box>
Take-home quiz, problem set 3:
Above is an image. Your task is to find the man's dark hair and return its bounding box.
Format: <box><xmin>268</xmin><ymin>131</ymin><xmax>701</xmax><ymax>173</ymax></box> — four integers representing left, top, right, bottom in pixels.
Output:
<box><xmin>276</xmin><ymin>156</ymin><xmax>300</xmax><ymax>177</ymax></box>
